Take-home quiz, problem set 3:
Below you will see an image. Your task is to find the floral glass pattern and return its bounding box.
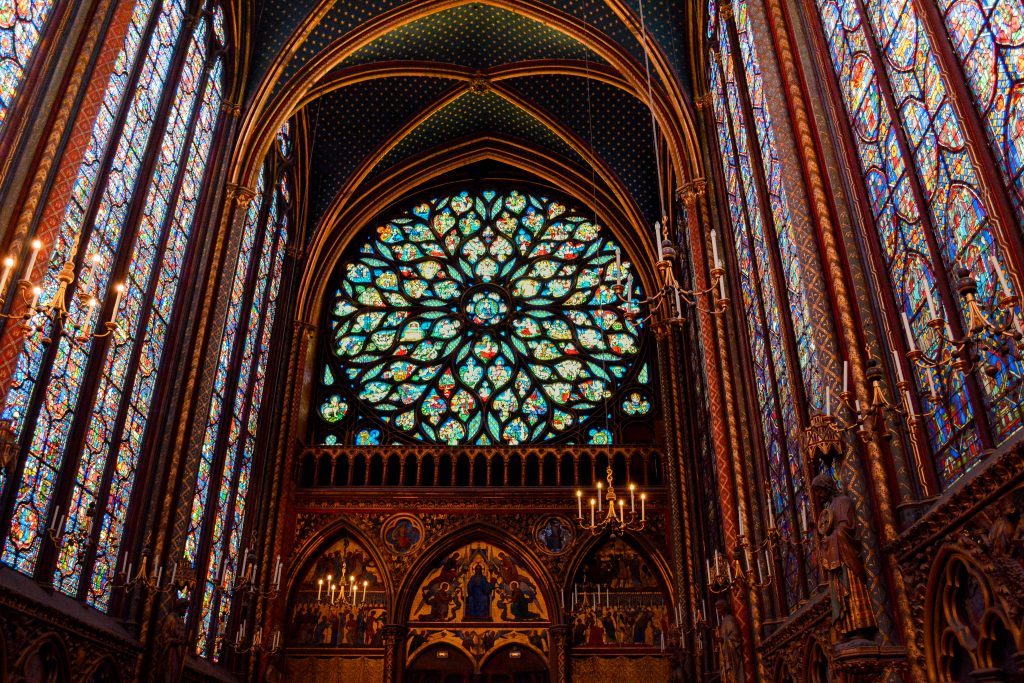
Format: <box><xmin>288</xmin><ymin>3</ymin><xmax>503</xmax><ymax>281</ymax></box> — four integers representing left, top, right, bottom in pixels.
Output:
<box><xmin>321</xmin><ymin>190</ymin><xmax>646</xmax><ymax>446</ymax></box>
<box><xmin>0</xmin><ymin>0</ymin><xmax>55</xmax><ymax>132</ymax></box>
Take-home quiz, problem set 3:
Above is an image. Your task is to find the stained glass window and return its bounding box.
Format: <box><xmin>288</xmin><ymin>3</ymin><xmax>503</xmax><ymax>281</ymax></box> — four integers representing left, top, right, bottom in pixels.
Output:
<box><xmin>708</xmin><ymin>1</ymin><xmax>817</xmax><ymax>607</ymax></box>
<box><xmin>940</xmin><ymin>0</ymin><xmax>1024</xmax><ymax>224</ymax></box>
<box><xmin>315</xmin><ymin>190</ymin><xmax>650</xmax><ymax>446</ymax></box>
<box><xmin>0</xmin><ymin>1</ymin><xmax>55</xmax><ymax>133</ymax></box>
<box><xmin>0</xmin><ymin>1</ymin><xmax>225</xmax><ymax>606</ymax></box>
<box><xmin>189</xmin><ymin>126</ymin><xmax>291</xmax><ymax>659</ymax></box>
<box><xmin>813</xmin><ymin>0</ymin><xmax>1023</xmax><ymax>485</ymax></box>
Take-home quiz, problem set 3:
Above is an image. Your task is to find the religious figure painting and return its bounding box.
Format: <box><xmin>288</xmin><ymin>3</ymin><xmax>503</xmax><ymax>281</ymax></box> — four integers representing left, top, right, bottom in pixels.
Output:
<box><xmin>286</xmin><ymin>533</ymin><xmax>388</xmax><ymax>648</ymax></box>
<box><xmin>382</xmin><ymin>514</ymin><xmax>424</xmax><ymax>555</ymax></box>
<box><xmin>410</xmin><ymin>542</ymin><xmax>548</xmax><ymax>624</ymax></box>
<box><xmin>535</xmin><ymin>516</ymin><xmax>573</xmax><ymax>554</ymax></box>
<box><xmin>578</xmin><ymin>538</ymin><xmax>660</xmax><ymax>589</ymax></box>
<box><xmin>571</xmin><ymin>603</ymin><xmax>671</xmax><ymax>648</ymax></box>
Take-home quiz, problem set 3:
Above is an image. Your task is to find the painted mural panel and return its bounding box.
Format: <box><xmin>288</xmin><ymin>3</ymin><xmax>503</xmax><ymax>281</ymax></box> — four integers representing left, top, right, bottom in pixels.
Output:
<box><xmin>410</xmin><ymin>542</ymin><xmax>548</xmax><ymax>624</ymax></box>
<box><xmin>288</xmin><ymin>534</ymin><xmax>388</xmax><ymax>647</ymax></box>
<box><xmin>570</xmin><ymin>538</ymin><xmax>670</xmax><ymax>649</ymax></box>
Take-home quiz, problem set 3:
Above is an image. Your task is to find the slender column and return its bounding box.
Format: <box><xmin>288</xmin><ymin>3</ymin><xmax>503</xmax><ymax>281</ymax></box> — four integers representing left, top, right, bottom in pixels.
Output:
<box><xmin>381</xmin><ymin>624</ymin><xmax>407</xmax><ymax>683</ymax></box>
<box><xmin>549</xmin><ymin>624</ymin><xmax>571</xmax><ymax>683</ymax></box>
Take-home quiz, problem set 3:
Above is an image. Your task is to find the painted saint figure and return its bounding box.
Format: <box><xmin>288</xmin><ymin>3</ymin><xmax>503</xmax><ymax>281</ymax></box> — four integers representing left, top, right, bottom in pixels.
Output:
<box><xmin>812</xmin><ymin>473</ymin><xmax>877</xmax><ymax>643</ymax></box>
<box><xmin>466</xmin><ymin>565</ymin><xmax>495</xmax><ymax>620</ymax></box>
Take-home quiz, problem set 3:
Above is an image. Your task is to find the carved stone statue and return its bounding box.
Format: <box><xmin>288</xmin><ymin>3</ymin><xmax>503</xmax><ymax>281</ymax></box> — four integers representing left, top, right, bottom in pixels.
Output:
<box><xmin>153</xmin><ymin>598</ymin><xmax>190</xmax><ymax>683</ymax></box>
<box><xmin>812</xmin><ymin>473</ymin><xmax>877</xmax><ymax>644</ymax></box>
<box><xmin>714</xmin><ymin>599</ymin><xmax>743</xmax><ymax>683</ymax></box>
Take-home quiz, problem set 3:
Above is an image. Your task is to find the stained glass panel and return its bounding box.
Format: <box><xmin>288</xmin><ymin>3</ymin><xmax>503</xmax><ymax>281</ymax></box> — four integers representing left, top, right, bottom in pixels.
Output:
<box><xmin>940</xmin><ymin>0</ymin><xmax>1024</xmax><ymax>224</ymax></box>
<box><xmin>2</xmin><ymin>0</ymin><xmax>186</xmax><ymax>574</ymax></box>
<box><xmin>0</xmin><ymin>0</ymin><xmax>55</xmax><ymax>132</ymax></box>
<box><xmin>813</xmin><ymin>0</ymin><xmax>1000</xmax><ymax>484</ymax></box>
<box><xmin>709</xmin><ymin>45</ymin><xmax>804</xmax><ymax>606</ymax></box>
<box><xmin>321</xmin><ymin>190</ymin><xmax>645</xmax><ymax>446</ymax></box>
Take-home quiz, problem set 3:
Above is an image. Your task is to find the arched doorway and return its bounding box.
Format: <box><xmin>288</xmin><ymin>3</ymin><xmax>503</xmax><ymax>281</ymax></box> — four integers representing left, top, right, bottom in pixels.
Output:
<box><xmin>480</xmin><ymin>644</ymin><xmax>549</xmax><ymax>683</ymax></box>
<box><xmin>407</xmin><ymin>644</ymin><xmax>475</xmax><ymax>683</ymax></box>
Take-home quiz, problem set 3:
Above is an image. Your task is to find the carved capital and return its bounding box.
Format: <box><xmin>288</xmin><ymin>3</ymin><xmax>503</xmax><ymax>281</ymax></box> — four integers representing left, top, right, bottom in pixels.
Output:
<box><xmin>220</xmin><ymin>100</ymin><xmax>241</xmax><ymax>117</ymax></box>
<box><xmin>694</xmin><ymin>92</ymin><xmax>713</xmax><ymax>110</ymax></box>
<box><xmin>225</xmin><ymin>182</ymin><xmax>257</xmax><ymax>205</ymax></box>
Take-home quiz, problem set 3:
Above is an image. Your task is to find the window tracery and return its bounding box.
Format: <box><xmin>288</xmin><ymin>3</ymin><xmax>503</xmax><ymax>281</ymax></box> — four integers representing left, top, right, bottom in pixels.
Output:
<box><xmin>315</xmin><ymin>189</ymin><xmax>653</xmax><ymax>447</ymax></box>
<box><xmin>0</xmin><ymin>0</ymin><xmax>55</xmax><ymax>132</ymax></box>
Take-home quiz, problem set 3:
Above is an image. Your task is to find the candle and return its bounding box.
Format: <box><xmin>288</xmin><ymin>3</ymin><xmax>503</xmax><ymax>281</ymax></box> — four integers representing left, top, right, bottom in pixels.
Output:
<box><xmin>718</xmin><ymin>273</ymin><xmax>726</xmax><ymax>300</ymax></box>
<box><xmin>596</xmin><ymin>483</ymin><xmax>603</xmax><ymax>512</ymax></box>
<box><xmin>738</xmin><ymin>510</ymin><xmax>746</xmax><ymax>537</ymax></box>
<box><xmin>109</xmin><ymin>283</ymin><xmax>125</xmax><ymax>324</ymax></box>
<box><xmin>576</xmin><ymin>490</ymin><xmax>583</xmax><ymax>519</ymax></box>
<box><xmin>903</xmin><ymin>389</ymin><xmax>914</xmax><ymax>413</ymax></box>
<box><xmin>618</xmin><ymin>499</ymin><xmax>625</xmax><ymax>522</ymax></box>
<box><xmin>766</xmin><ymin>487</ymin><xmax>775</xmax><ymax>528</ymax></box>
<box><xmin>29</xmin><ymin>286</ymin><xmax>40</xmax><ymax>310</ymax></box>
<box><xmin>590</xmin><ymin>499</ymin><xmax>595</xmax><ymax>526</ymax></box>
<box><xmin>706</xmin><ymin>557</ymin><xmax>711</xmax><ymax>579</ymax></box>
<box><xmin>272</xmin><ymin>630</ymin><xmax>280</xmax><ymax>650</ymax></box>
<box><xmin>825</xmin><ymin>386</ymin><xmax>831</xmax><ymax>415</ymax></box>
<box><xmin>924</xmin><ymin>281</ymin><xmax>939</xmax><ymax>321</ymax></box>
<box><xmin>363</xmin><ymin>580</ymin><xmax>368</xmax><ymax>603</ymax></box>
<box><xmin>274</xmin><ymin>555</ymin><xmax>282</xmax><ymax>586</ymax></box>
<box><xmin>23</xmin><ymin>239</ymin><xmax>42</xmax><ymax>280</ymax></box>
<box><xmin>0</xmin><ymin>256</ymin><xmax>13</xmax><ymax>294</ymax></box>
<box><xmin>49</xmin><ymin>504</ymin><xmax>61</xmax><ymax>531</ymax></box>
<box><xmin>329</xmin><ymin>584</ymin><xmax>335</xmax><ymax>603</ymax></box>
<box><xmin>711</xmin><ymin>229</ymin><xmax>721</xmax><ymax>268</ymax></box>
<box><xmin>83</xmin><ymin>297</ymin><xmax>98</xmax><ymax>332</ymax></box>
<box><xmin>218</xmin><ymin>558</ymin><xmax>226</xmax><ymax>583</ymax></box>
<box><xmin>254</xmin><ymin>629</ymin><xmax>261</xmax><ymax>647</ymax></box>
<box><xmin>892</xmin><ymin>349</ymin><xmax>906</xmax><ymax>383</ymax></box>
<box><xmin>801</xmin><ymin>502</ymin><xmax>808</xmax><ymax>533</ymax></box>
<box><xmin>155</xmin><ymin>566</ymin><xmax>163</xmax><ymax>587</ymax></box>
<box><xmin>926</xmin><ymin>366</ymin><xmax>938</xmax><ymax>397</ymax></box>
<box><xmin>169</xmin><ymin>562</ymin><xmax>177</xmax><ymax>586</ymax></box>
<box><xmin>901</xmin><ymin>312</ymin><xmax>916</xmax><ymax>349</ymax></box>
<box><xmin>615</xmin><ymin>247</ymin><xmax>622</xmax><ymax>275</ymax></box>
<box><xmin>674</xmin><ymin>287</ymin><xmax>683</xmax><ymax>318</ymax></box>
<box><xmin>656</xmin><ymin>222</ymin><xmax>664</xmax><ymax>261</ymax></box>
<box><xmin>125</xmin><ymin>563</ymin><xmax>132</xmax><ymax>582</ymax></box>
<box><xmin>842</xmin><ymin>360</ymin><xmax>848</xmax><ymax>395</ymax></box>
<box><xmin>640</xmin><ymin>493</ymin><xmax>646</xmax><ymax>522</ymax></box>
<box><xmin>626</xmin><ymin>274</ymin><xmax>633</xmax><ymax>303</ymax></box>
<box><xmin>629</xmin><ymin>484</ymin><xmax>636</xmax><ymax>512</ymax></box>
<box><xmin>991</xmin><ymin>254</ymin><xmax>1011</xmax><ymax>294</ymax></box>
<box><xmin>317</xmin><ymin>579</ymin><xmax>323</xmax><ymax>601</ymax></box>
<box><xmin>765</xmin><ymin>549</ymin><xmax>773</xmax><ymax>577</ymax></box>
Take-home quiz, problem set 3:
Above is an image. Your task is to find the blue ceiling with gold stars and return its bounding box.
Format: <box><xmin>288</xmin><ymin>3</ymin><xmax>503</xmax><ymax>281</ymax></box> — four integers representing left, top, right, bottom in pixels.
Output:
<box><xmin>246</xmin><ymin>0</ymin><xmax>685</xmax><ymax>234</ymax></box>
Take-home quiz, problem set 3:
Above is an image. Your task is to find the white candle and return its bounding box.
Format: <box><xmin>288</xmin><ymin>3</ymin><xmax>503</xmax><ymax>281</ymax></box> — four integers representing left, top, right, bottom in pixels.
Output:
<box><xmin>626</xmin><ymin>275</ymin><xmax>633</xmax><ymax>303</ymax></box>
<box><xmin>903</xmin><ymin>389</ymin><xmax>914</xmax><ymax>413</ymax></box>
<box><xmin>706</xmin><ymin>557</ymin><xmax>711</xmax><ymax>579</ymax></box>
<box><xmin>926</xmin><ymin>367</ymin><xmax>938</xmax><ymax>396</ymax></box>
<box><xmin>29</xmin><ymin>286</ymin><xmax>40</xmax><ymax>310</ymax></box>
<box><xmin>711</xmin><ymin>229</ymin><xmax>721</xmax><ymax>268</ymax></box>
<box><xmin>23</xmin><ymin>239</ymin><xmax>42</xmax><ymax>280</ymax></box>
<box><xmin>0</xmin><ymin>256</ymin><xmax>13</xmax><ymax>294</ymax></box>
<box><xmin>991</xmin><ymin>255</ymin><xmax>1012</xmax><ymax>294</ymax></box>
<box><xmin>640</xmin><ymin>493</ymin><xmax>645</xmax><ymax>522</ymax></box>
<box><xmin>83</xmin><ymin>297</ymin><xmax>98</xmax><ymax>332</ymax></box>
<box><xmin>317</xmin><ymin>579</ymin><xmax>323</xmax><ymax>601</ymax></box>
<box><xmin>767</xmin><ymin>495</ymin><xmax>774</xmax><ymax>528</ymax></box>
<box><xmin>615</xmin><ymin>247</ymin><xmax>622</xmax><ymax>274</ymax></box>
<box><xmin>656</xmin><ymin>222</ymin><xmax>664</xmax><ymax>261</ymax></box>
<box><xmin>590</xmin><ymin>499</ymin><xmax>595</xmax><ymax>526</ymax></box>
<box><xmin>272</xmin><ymin>630</ymin><xmax>280</xmax><ymax>650</ymax></box>
<box><xmin>718</xmin><ymin>273</ymin><xmax>726</xmax><ymax>300</ymax></box>
<box><xmin>629</xmin><ymin>484</ymin><xmax>636</xmax><ymax>512</ymax></box>
<box><xmin>363</xmin><ymin>580</ymin><xmax>368</xmax><ymax>602</ymax></box>
<box><xmin>169</xmin><ymin>562</ymin><xmax>177</xmax><ymax>586</ymax></box>
<box><xmin>674</xmin><ymin>287</ymin><xmax>683</xmax><ymax>317</ymax></box>
<box><xmin>892</xmin><ymin>350</ymin><xmax>905</xmax><ymax>383</ymax></box>
<box><xmin>901</xmin><ymin>312</ymin><xmax>916</xmax><ymax>349</ymax></box>
<box><xmin>618</xmin><ymin>499</ymin><xmax>625</xmax><ymax>522</ymax></box>
<box><xmin>274</xmin><ymin>556</ymin><xmax>282</xmax><ymax>586</ymax></box>
<box><xmin>576</xmin><ymin>490</ymin><xmax>583</xmax><ymax>519</ymax></box>
<box><xmin>109</xmin><ymin>283</ymin><xmax>125</xmax><ymax>324</ymax></box>
<box><xmin>924</xmin><ymin>281</ymin><xmax>939</xmax><ymax>321</ymax></box>
<box><xmin>842</xmin><ymin>361</ymin><xmax>848</xmax><ymax>394</ymax></box>
<box><xmin>825</xmin><ymin>386</ymin><xmax>831</xmax><ymax>415</ymax></box>
<box><xmin>596</xmin><ymin>483</ymin><xmax>603</xmax><ymax>512</ymax></box>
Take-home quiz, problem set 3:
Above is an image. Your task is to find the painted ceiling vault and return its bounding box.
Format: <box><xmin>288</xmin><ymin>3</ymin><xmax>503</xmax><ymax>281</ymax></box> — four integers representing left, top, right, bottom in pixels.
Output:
<box><xmin>244</xmin><ymin>0</ymin><xmax>693</xmax><ymax>235</ymax></box>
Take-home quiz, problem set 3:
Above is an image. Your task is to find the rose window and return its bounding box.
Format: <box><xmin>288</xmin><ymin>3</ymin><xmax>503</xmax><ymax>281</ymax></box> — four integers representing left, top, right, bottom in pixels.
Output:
<box><xmin>318</xmin><ymin>189</ymin><xmax>651</xmax><ymax>445</ymax></box>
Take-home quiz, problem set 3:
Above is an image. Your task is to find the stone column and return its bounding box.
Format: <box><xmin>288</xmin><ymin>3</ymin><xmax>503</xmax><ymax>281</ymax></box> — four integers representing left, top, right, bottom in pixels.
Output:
<box><xmin>381</xmin><ymin>624</ymin><xmax>408</xmax><ymax>683</ymax></box>
<box><xmin>549</xmin><ymin>625</ymin><xmax>571</xmax><ymax>683</ymax></box>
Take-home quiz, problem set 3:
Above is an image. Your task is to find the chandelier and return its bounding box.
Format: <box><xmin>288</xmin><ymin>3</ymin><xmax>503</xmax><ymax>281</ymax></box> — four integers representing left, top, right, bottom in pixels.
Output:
<box><xmin>574</xmin><ymin>466</ymin><xmax>646</xmax><ymax>534</ymax></box>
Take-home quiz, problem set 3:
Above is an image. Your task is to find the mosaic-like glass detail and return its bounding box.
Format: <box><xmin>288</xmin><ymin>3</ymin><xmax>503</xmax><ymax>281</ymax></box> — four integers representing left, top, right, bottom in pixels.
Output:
<box><xmin>709</xmin><ymin>27</ymin><xmax>808</xmax><ymax>606</ymax></box>
<box><xmin>812</xmin><ymin>0</ymin><xmax>1023</xmax><ymax>484</ymax></box>
<box><xmin>0</xmin><ymin>0</ymin><xmax>55</xmax><ymax>132</ymax></box>
<box><xmin>323</xmin><ymin>190</ymin><xmax>645</xmax><ymax>445</ymax></box>
<box><xmin>940</xmin><ymin>0</ymin><xmax>1024</xmax><ymax>223</ymax></box>
<box><xmin>2</xmin><ymin>0</ymin><xmax>184</xmax><ymax>575</ymax></box>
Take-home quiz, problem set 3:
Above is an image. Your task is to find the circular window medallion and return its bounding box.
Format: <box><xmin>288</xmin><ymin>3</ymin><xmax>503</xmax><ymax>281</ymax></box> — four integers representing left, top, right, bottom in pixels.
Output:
<box><xmin>463</xmin><ymin>284</ymin><xmax>511</xmax><ymax>328</ymax></box>
<box><xmin>382</xmin><ymin>514</ymin><xmax>424</xmax><ymax>555</ymax></box>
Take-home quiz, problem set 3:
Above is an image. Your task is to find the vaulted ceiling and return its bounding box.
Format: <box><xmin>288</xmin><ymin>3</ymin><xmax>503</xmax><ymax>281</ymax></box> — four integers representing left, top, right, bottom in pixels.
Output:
<box><xmin>239</xmin><ymin>0</ymin><xmax>699</xmax><ymax>250</ymax></box>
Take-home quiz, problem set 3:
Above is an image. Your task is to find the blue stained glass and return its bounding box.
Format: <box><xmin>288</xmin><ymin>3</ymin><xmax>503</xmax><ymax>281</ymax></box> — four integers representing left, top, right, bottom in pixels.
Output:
<box><xmin>0</xmin><ymin>0</ymin><xmax>56</xmax><ymax>132</ymax></box>
<box><xmin>52</xmin><ymin>17</ymin><xmax>213</xmax><ymax>602</ymax></box>
<box><xmin>2</xmin><ymin>0</ymin><xmax>185</xmax><ymax>575</ymax></box>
